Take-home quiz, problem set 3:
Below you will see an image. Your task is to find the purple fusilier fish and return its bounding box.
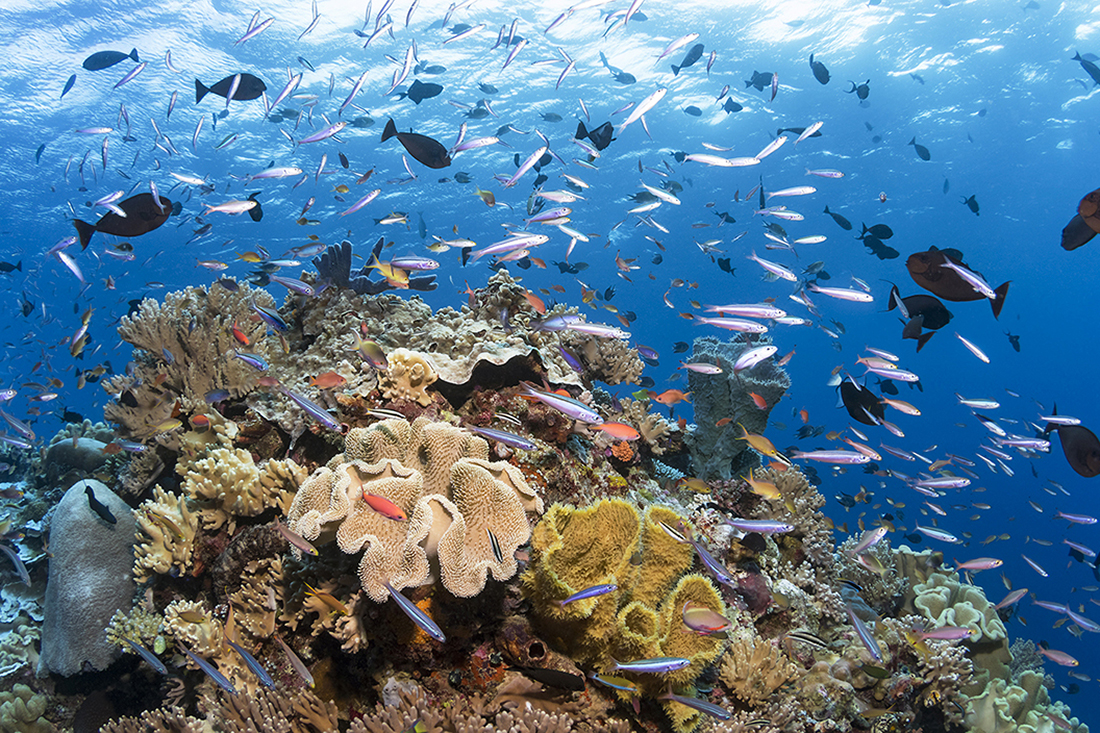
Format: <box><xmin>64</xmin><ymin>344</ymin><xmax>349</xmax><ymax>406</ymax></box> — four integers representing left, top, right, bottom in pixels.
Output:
<box><xmin>225</xmin><ymin>639</ymin><xmax>276</xmax><ymax>688</ymax></box>
<box><xmin>845</xmin><ymin>605</ymin><xmax>882</xmax><ymax>662</ymax></box>
<box><xmin>281</xmin><ymin>387</ymin><xmax>340</xmax><ymax>432</ymax></box>
<box><xmin>725</xmin><ymin>518</ymin><xmax>794</xmax><ymax>534</ymax></box>
<box><xmin>520</xmin><ymin>382</ymin><xmax>602</xmax><ymax>424</ymax></box>
<box><xmin>384</xmin><ymin>582</ymin><xmax>446</xmax><ymax>642</ymax></box>
<box><xmin>612</xmin><ymin>656</ymin><xmax>691</xmax><ymax>674</ymax></box>
<box><xmin>559</xmin><ymin>583</ymin><xmax>617</xmax><ymax>607</ymax></box>
<box><xmin>466</xmin><ymin>425</ymin><xmax>536</xmax><ymax>450</ymax></box>
<box><xmin>658</xmin><ymin>521</ymin><xmax>734</xmax><ymax>587</ymax></box>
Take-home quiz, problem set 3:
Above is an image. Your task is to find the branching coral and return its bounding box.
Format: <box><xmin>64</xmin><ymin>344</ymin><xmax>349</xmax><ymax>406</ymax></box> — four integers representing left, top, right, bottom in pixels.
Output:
<box><xmin>105</xmin><ymin>284</ymin><xmax>276</xmax><ymax>436</ymax></box>
<box><xmin>616</xmin><ymin>397</ymin><xmax>677</xmax><ymax>455</ymax></box>
<box><xmin>287</xmin><ymin>417</ymin><xmax>542</xmax><ymax>603</ymax></box>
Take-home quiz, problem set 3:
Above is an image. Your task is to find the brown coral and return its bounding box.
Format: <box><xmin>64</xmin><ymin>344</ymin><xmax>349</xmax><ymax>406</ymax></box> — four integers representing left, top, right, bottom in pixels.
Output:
<box><xmin>720</xmin><ymin>634</ymin><xmax>801</xmax><ymax>706</ymax></box>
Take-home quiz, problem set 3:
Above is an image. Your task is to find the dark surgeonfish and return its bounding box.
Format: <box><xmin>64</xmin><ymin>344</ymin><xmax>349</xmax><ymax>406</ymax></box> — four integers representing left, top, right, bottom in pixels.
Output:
<box><xmin>823</xmin><ymin>205</ymin><xmax>852</xmax><ymax>230</ymax></box>
<box><xmin>840</xmin><ymin>378</ymin><xmax>885</xmax><ymax>426</ymax></box>
<box><xmin>575</xmin><ymin>121</ymin><xmax>614</xmax><ymax>151</ymax></box>
<box><xmin>1061</xmin><ymin>186</ymin><xmax>1100</xmax><ymax>251</ymax></box>
<box><xmin>599</xmin><ymin>52</ymin><xmax>635</xmax><ymax>84</ymax></box>
<box><xmin>909</xmin><ymin>137</ymin><xmax>931</xmax><ymax>161</ymax></box>
<box><xmin>1073</xmin><ymin>52</ymin><xmax>1100</xmax><ymax>85</ymax></box>
<box><xmin>381</xmin><ymin>118</ymin><xmax>451</xmax><ymax>168</ymax></box>
<box><xmin>845</xmin><ymin>79</ymin><xmax>870</xmax><ymax>99</ymax></box>
<box><xmin>961</xmin><ymin>195</ymin><xmax>980</xmax><ymax>215</ymax></box>
<box><xmin>83</xmin><ymin>48</ymin><xmax>139</xmax><ymax>71</ymax></box>
<box><xmin>859</xmin><ymin>223</ymin><xmax>894</xmax><ymax>240</ymax></box>
<box><xmin>73</xmin><ymin>193</ymin><xmax>171</xmax><ymax>249</ymax></box>
<box><xmin>671</xmin><ymin>43</ymin><xmax>704</xmax><ymax>76</ymax></box>
<box><xmin>246</xmin><ymin>192</ymin><xmax>263</xmax><ymax>222</ymax></box>
<box><xmin>195</xmin><ymin>73</ymin><xmax>266</xmax><ymax>104</ymax></box>
<box><xmin>722</xmin><ymin>98</ymin><xmax>743</xmax><ymax>113</ymax></box>
<box><xmin>1005</xmin><ymin>331</ymin><xmax>1021</xmax><ymax>351</ymax></box>
<box><xmin>398</xmin><ymin>79</ymin><xmax>443</xmax><ymax>105</ymax></box>
<box><xmin>745</xmin><ymin>70</ymin><xmax>773</xmax><ymax>91</ymax></box>
<box><xmin>809</xmin><ymin>53</ymin><xmax>830</xmax><ymax>84</ymax></box>
<box><xmin>905</xmin><ymin>245</ymin><xmax>1009</xmax><ymax>317</ymax></box>
<box><xmin>85</xmin><ymin>484</ymin><xmax>116</xmax><ymax>524</ymax></box>
<box><xmin>888</xmin><ymin>285</ymin><xmax>952</xmax><ymax>351</ymax></box>
<box><xmin>1051</xmin><ymin>424</ymin><xmax>1100</xmax><ymax>477</ymax></box>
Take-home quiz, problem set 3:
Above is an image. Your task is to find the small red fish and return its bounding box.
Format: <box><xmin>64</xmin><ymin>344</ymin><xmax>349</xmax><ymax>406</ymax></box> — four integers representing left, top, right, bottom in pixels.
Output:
<box><xmin>362</xmin><ymin>493</ymin><xmax>407</xmax><ymax>521</ymax></box>
<box><xmin>593</xmin><ymin>422</ymin><xmax>640</xmax><ymax>440</ymax></box>
<box><xmin>649</xmin><ymin>389</ymin><xmax>692</xmax><ymax>406</ymax></box>
<box><xmin>191</xmin><ymin>415</ymin><xmax>210</xmax><ymax>429</ymax></box>
<box><xmin>523</xmin><ymin>291</ymin><xmax>546</xmax><ymax>314</ymax></box>
<box><xmin>778</xmin><ymin>348</ymin><xmax>796</xmax><ymax>366</ymax></box>
<box><xmin>310</xmin><ymin>371</ymin><xmax>347</xmax><ymax>389</ymax></box>
<box><xmin>230</xmin><ymin>321</ymin><xmax>250</xmax><ymax>346</ymax></box>
<box><xmin>715</xmin><ymin>417</ymin><xmax>733</xmax><ymax>427</ymax></box>
<box><xmin>749</xmin><ymin>392</ymin><xmax>767</xmax><ymax>409</ymax></box>
<box><xmin>799</xmin><ymin>408</ymin><xmax>809</xmax><ymax>424</ymax></box>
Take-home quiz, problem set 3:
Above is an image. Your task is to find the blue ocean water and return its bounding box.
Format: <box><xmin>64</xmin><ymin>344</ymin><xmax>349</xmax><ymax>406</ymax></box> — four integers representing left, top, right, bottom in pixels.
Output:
<box><xmin>2</xmin><ymin>0</ymin><xmax>1100</xmax><ymax>726</ymax></box>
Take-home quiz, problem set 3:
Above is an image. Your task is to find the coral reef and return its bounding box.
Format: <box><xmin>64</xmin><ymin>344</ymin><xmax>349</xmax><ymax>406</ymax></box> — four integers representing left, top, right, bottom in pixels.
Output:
<box><xmin>0</xmin><ymin>684</ymin><xmax>53</xmax><ymax>733</ymax></box>
<box><xmin>685</xmin><ymin>336</ymin><xmax>790</xmax><ymax>480</ymax></box>
<box><xmin>287</xmin><ymin>417</ymin><xmax>542</xmax><ymax>602</ymax></box>
<box><xmin>377</xmin><ymin>348</ymin><xmax>439</xmax><ymax>406</ymax></box>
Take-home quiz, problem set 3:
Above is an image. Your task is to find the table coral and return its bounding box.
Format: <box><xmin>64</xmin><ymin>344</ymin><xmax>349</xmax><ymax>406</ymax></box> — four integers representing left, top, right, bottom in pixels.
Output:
<box><xmin>286</xmin><ymin>417</ymin><xmax>542</xmax><ymax>603</ymax></box>
<box><xmin>296</xmin><ymin>269</ymin><xmax>642</xmax><ymax>390</ymax></box>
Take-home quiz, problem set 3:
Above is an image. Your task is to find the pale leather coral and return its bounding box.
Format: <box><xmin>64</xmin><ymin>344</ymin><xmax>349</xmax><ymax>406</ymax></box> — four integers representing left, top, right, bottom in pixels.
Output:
<box><xmin>720</xmin><ymin>633</ymin><xmax>801</xmax><ymax>706</ymax></box>
<box><xmin>377</xmin><ymin>348</ymin><xmax>438</xmax><ymax>406</ymax></box>
<box><xmin>286</xmin><ymin>417</ymin><xmax>542</xmax><ymax>603</ymax></box>
<box><xmin>180</xmin><ymin>447</ymin><xmax>301</xmax><ymax>533</ymax></box>
<box><xmin>133</xmin><ymin>485</ymin><xmax>199</xmax><ymax>583</ymax></box>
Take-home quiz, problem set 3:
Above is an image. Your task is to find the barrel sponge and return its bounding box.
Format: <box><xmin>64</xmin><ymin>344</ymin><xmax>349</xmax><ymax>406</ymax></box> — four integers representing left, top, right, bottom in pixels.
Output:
<box><xmin>656</xmin><ymin>573</ymin><xmax>729</xmax><ymax>687</ymax></box>
<box><xmin>377</xmin><ymin>348</ymin><xmax>439</xmax><ymax>406</ymax></box>
<box><xmin>631</xmin><ymin>505</ymin><xmax>695</xmax><ymax>608</ymax></box>
<box><xmin>38</xmin><ymin>479</ymin><xmax>135</xmax><ymax>676</ymax></box>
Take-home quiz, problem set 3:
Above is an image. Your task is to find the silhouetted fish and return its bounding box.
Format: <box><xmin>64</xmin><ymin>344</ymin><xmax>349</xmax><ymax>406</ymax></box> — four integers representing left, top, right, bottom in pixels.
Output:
<box><xmin>823</xmin><ymin>205</ymin><xmax>853</xmax><ymax>230</ymax></box>
<box><xmin>961</xmin><ymin>195</ymin><xmax>980</xmax><ymax>215</ymax></box>
<box><xmin>381</xmin><ymin>118</ymin><xmax>451</xmax><ymax>168</ymax></box>
<box><xmin>73</xmin><ymin>193</ymin><xmax>172</xmax><ymax>249</ymax></box>
<box><xmin>809</xmin><ymin>54</ymin><xmax>830</xmax><ymax>84</ymax></box>
<box><xmin>1073</xmin><ymin>52</ymin><xmax>1100</xmax><ymax>85</ymax></box>
<box><xmin>671</xmin><ymin>43</ymin><xmax>704</xmax><ymax>76</ymax></box>
<box><xmin>845</xmin><ymin>79</ymin><xmax>870</xmax><ymax>100</ymax></box>
<box><xmin>575</xmin><ymin>121</ymin><xmax>614</xmax><ymax>151</ymax></box>
<box><xmin>745</xmin><ymin>70</ymin><xmax>773</xmax><ymax>91</ymax></box>
<box><xmin>83</xmin><ymin>48</ymin><xmax>139</xmax><ymax>71</ymax></box>
<box><xmin>722</xmin><ymin>98</ymin><xmax>743</xmax><ymax>113</ymax></box>
<box><xmin>195</xmin><ymin>73</ymin><xmax>266</xmax><ymax>103</ymax></box>
<box><xmin>908</xmin><ymin>137</ymin><xmax>931</xmax><ymax>161</ymax></box>
<box><xmin>1005</xmin><ymin>332</ymin><xmax>1021</xmax><ymax>351</ymax></box>
<box><xmin>398</xmin><ymin>79</ymin><xmax>443</xmax><ymax>105</ymax></box>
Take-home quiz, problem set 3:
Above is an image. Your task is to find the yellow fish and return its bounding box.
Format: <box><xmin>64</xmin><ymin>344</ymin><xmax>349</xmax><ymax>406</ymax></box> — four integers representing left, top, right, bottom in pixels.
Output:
<box><xmin>736</xmin><ymin>424</ymin><xmax>789</xmax><ymax>463</ymax></box>
<box><xmin>366</xmin><ymin>255</ymin><xmax>409</xmax><ymax>288</ymax></box>
<box><xmin>742</xmin><ymin>471</ymin><xmax>780</xmax><ymax>500</ymax></box>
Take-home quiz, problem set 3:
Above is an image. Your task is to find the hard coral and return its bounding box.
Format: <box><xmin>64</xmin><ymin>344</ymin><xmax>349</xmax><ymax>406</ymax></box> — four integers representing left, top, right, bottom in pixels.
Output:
<box><xmin>377</xmin><ymin>348</ymin><xmax>439</xmax><ymax>406</ymax></box>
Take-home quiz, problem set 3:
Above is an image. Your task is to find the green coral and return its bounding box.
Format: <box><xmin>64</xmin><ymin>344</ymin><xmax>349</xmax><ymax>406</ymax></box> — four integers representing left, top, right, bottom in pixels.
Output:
<box><xmin>523</xmin><ymin>499</ymin><xmax>728</xmax><ymax>732</ymax></box>
<box><xmin>0</xmin><ymin>684</ymin><xmax>52</xmax><ymax>733</ymax></box>
<box><xmin>106</xmin><ymin>607</ymin><xmax>166</xmax><ymax>656</ymax></box>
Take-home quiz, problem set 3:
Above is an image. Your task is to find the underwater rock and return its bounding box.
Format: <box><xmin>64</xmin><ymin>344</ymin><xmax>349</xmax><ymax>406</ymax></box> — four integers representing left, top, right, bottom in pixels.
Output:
<box><xmin>38</xmin><ymin>479</ymin><xmax>135</xmax><ymax>676</ymax></box>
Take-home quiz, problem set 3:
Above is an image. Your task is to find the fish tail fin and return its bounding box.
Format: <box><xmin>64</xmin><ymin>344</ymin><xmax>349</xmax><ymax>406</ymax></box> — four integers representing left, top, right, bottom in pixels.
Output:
<box><xmin>671</xmin><ymin>64</ymin><xmax>680</xmax><ymax>76</ymax></box>
<box><xmin>73</xmin><ymin>219</ymin><xmax>96</xmax><ymax>249</ymax></box>
<box><xmin>907</xmin><ymin>136</ymin><xmax>916</xmax><ymax>145</ymax></box>
<box><xmin>991</xmin><ymin>282</ymin><xmax>1010</xmax><ymax>318</ymax></box>
<box><xmin>744</xmin><ymin>79</ymin><xmax>752</xmax><ymax>88</ymax></box>
<box><xmin>916</xmin><ymin>331</ymin><xmax>935</xmax><ymax>352</ymax></box>
<box><xmin>15</xmin><ymin>261</ymin><xmax>21</xmax><ymax>272</ymax></box>
<box><xmin>195</xmin><ymin>79</ymin><xmax>209</xmax><ymax>104</ymax></box>
<box><xmin>1074</xmin><ymin>52</ymin><xmax>1083</xmax><ymax>61</ymax></box>
<box><xmin>129</xmin><ymin>48</ymin><xmax>140</xmax><ymax>63</ymax></box>
<box><xmin>575</xmin><ymin>120</ymin><xmax>587</xmax><ymax>140</ymax></box>
<box><xmin>823</xmin><ymin>204</ymin><xmax>831</xmax><ymax>213</ymax></box>
<box><xmin>381</xmin><ymin>118</ymin><xmax>397</xmax><ymax>142</ymax></box>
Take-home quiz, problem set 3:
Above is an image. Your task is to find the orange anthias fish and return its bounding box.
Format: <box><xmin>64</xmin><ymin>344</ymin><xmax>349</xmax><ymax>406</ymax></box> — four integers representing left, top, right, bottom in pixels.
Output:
<box><xmin>367</xmin><ymin>255</ymin><xmax>409</xmax><ymax>288</ymax></box>
<box><xmin>310</xmin><ymin>371</ymin><xmax>347</xmax><ymax>389</ymax></box>
<box><xmin>742</xmin><ymin>471</ymin><xmax>780</xmax><ymax>500</ymax></box>
<box><xmin>230</xmin><ymin>321</ymin><xmax>250</xmax><ymax>346</ymax></box>
<box><xmin>649</xmin><ymin>389</ymin><xmax>692</xmax><ymax>406</ymax></box>
<box><xmin>523</xmin><ymin>290</ymin><xmax>546</xmax><ymax>314</ymax></box>
<box><xmin>748</xmin><ymin>392</ymin><xmax>767</xmax><ymax>409</ymax></box>
<box><xmin>799</xmin><ymin>408</ymin><xmax>809</xmax><ymax>424</ymax></box>
<box><xmin>362</xmin><ymin>493</ymin><xmax>408</xmax><ymax>521</ymax></box>
<box><xmin>594</xmin><ymin>422</ymin><xmax>641</xmax><ymax>441</ymax></box>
